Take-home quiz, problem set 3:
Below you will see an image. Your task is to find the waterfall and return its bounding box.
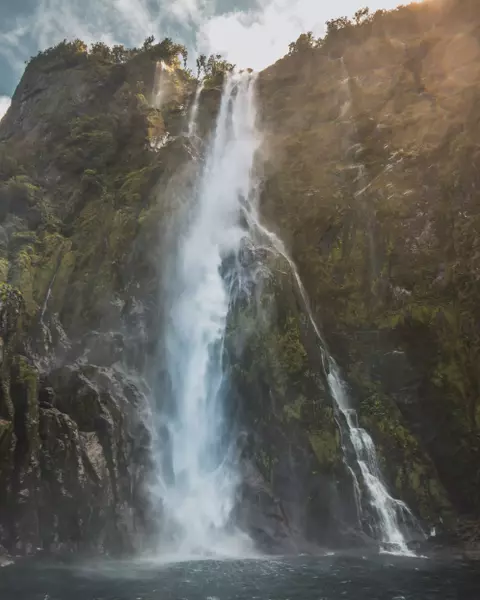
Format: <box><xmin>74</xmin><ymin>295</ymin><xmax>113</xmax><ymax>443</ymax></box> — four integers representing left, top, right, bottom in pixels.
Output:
<box><xmin>40</xmin><ymin>271</ymin><xmax>56</xmax><ymax>323</ymax></box>
<box><xmin>152</xmin><ymin>61</ymin><xmax>177</xmax><ymax>110</ymax></box>
<box><xmin>244</xmin><ymin>212</ymin><xmax>422</xmax><ymax>555</ymax></box>
<box><xmin>155</xmin><ymin>72</ymin><xmax>259</xmax><ymax>557</ymax></box>
<box><xmin>187</xmin><ymin>81</ymin><xmax>204</xmax><ymax>138</ymax></box>
<box><xmin>327</xmin><ymin>372</ymin><xmax>420</xmax><ymax>555</ymax></box>
<box><xmin>152</xmin><ymin>66</ymin><xmax>420</xmax><ymax>558</ymax></box>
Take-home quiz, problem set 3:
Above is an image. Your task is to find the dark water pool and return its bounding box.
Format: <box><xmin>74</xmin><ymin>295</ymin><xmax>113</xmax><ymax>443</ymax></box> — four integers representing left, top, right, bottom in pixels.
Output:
<box><xmin>1</xmin><ymin>552</ymin><xmax>479</xmax><ymax>600</ymax></box>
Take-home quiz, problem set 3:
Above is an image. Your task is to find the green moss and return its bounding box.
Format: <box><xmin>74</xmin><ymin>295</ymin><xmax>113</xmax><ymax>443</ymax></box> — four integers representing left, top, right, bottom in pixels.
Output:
<box><xmin>283</xmin><ymin>394</ymin><xmax>306</xmax><ymax>421</ymax></box>
<box><xmin>308</xmin><ymin>430</ymin><xmax>341</xmax><ymax>470</ymax></box>
<box><xmin>108</xmin><ymin>211</ymin><xmax>138</xmax><ymax>256</ymax></box>
<box><xmin>432</xmin><ymin>359</ymin><xmax>467</xmax><ymax>399</ymax></box>
<box><xmin>10</xmin><ymin>246</ymin><xmax>36</xmax><ymax>316</ymax></box>
<box><xmin>0</xmin><ymin>259</ymin><xmax>8</xmax><ymax>283</ymax></box>
<box><xmin>81</xmin><ymin>169</ymin><xmax>105</xmax><ymax>194</ymax></box>
<box><xmin>15</xmin><ymin>356</ymin><xmax>39</xmax><ymax>445</ymax></box>
<box><xmin>50</xmin><ymin>248</ymin><xmax>76</xmax><ymax>314</ymax></box>
<box><xmin>118</xmin><ymin>167</ymin><xmax>155</xmax><ymax>205</ymax></box>
<box><xmin>357</xmin><ymin>375</ymin><xmax>453</xmax><ymax>521</ymax></box>
<box><xmin>16</xmin><ymin>356</ymin><xmax>38</xmax><ymax>395</ymax></box>
<box><xmin>392</xmin><ymin>460</ymin><xmax>452</xmax><ymax>522</ymax></box>
<box><xmin>0</xmin><ymin>418</ymin><xmax>13</xmax><ymax>449</ymax></box>
<box><xmin>1</xmin><ymin>175</ymin><xmax>40</xmax><ymax>202</ymax></box>
<box><xmin>10</xmin><ymin>231</ymin><xmax>38</xmax><ymax>249</ymax></box>
<box><xmin>0</xmin><ymin>417</ymin><xmax>14</xmax><ymax>480</ymax></box>
<box><xmin>277</xmin><ymin>316</ymin><xmax>308</xmax><ymax>376</ymax></box>
<box><xmin>7</xmin><ymin>231</ymin><xmax>68</xmax><ymax>317</ymax></box>
<box><xmin>62</xmin><ymin>114</ymin><xmax>118</xmax><ymax>171</ymax></box>
<box><xmin>0</xmin><ymin>283</ymin><xmax>24</xmax><ymax>315</ymax></box>
<box><xmin>408</xmin><ymin>461</ymin><xmax>423</xmax><ymax>491</ymax></box>
<box><xmin>0</xmin><ymin>285</ymin><xmax>24</xmax><ymax>422</ymax></box>
<box><xmin>33</xmin><ymin>233</ymin><xmax>66</xmax><ymax>305</ymax></box>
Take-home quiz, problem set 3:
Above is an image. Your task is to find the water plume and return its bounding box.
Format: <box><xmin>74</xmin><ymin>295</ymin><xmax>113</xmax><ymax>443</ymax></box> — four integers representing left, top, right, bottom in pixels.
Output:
<box><xmin>152</xmin><ymin>72</ymin><xmax>260</xmax><ymax>557</ymax></box>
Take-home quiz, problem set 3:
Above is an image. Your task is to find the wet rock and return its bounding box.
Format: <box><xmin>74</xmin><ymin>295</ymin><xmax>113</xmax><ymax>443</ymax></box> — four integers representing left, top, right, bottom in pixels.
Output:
<box><xmin>0</xmin><ymin>359</ymin><xmax>153</xmax><ymax>556</ymax></box>
<box><xmin>236</xmin><ymin>460</ymin><xmax>299</xmax><ymax>553</ymax></box>
<box><xmin>227</xmin><ymin>259</ymin><xmax>361</xmax><ymax>549</ymax></box>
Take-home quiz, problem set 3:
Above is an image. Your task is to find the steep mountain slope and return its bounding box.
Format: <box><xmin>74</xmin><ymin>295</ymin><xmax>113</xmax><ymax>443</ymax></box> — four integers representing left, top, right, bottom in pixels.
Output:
<box><xmin>0</xmin><ymin>0</ymin><xmax>479</xmax><ymax>558</ymax></box>
<box><xmin>0</xmin><ymin>39</ymin><xmax>194</xmax><ymax>555</ymax></box>
<box><xmin>256</xmin><ymin>0</ymin><xmax>480</xmax><ymax>549</ymax></box>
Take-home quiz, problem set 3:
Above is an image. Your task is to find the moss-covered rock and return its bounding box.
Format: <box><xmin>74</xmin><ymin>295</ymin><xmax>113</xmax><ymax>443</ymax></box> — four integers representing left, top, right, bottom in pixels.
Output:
<box><xmin>0</xmin><ymin>34</ymin><xmax>192</xmax><ymax>555</ymax></box>
<box><xmin>227</xmin><ymin>255</ymin><xmax>356</xmax><ymax>545</ymax></box>
<box><xmin>257</xmin><ymin>0</ymin><xmax>480</xmax><ymax>543</ymax></box>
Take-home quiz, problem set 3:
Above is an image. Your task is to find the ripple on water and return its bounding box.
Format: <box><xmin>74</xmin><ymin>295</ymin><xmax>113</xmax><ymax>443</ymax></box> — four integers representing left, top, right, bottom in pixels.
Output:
<box><xmin>0</xmin><ymin>553</ymin><xmax>479</xmax><ymax>600</ymax></box>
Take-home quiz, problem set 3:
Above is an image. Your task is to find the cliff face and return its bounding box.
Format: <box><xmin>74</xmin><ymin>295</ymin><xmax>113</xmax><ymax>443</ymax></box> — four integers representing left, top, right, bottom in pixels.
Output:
<box><xmin>256</xmin><ymin>0</ymin><xmax>480</xmax><ymax>547</ymax></box>
<box><xmin>0</xmin><ymin>41</ymin><xmax>194</xmax><ymax>555</ymax></box>
<box><xmin>0</xmin><ymin>0</ymin><xmax>480</xmax><ymax>557</ymax></box>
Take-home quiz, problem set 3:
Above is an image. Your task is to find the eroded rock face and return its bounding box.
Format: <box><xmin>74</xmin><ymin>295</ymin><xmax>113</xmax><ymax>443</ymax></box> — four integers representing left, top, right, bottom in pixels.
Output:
<box><xmin>255</xmin><ymin>0</ymin><xmax>480</xmax><ymax>548</ymax></box>
<box><xmin>0</xmin><ymin>42</ymin><xmax>189</xmax><ymax>556</ymax></box>
<box><xmin>0</xmin><ymin>354</ymin><xmax>152</xmax><ymax>556</ymax></box>
<box><xmin>0</xmin><ymin>266</ymin><xmax>154</xmax><ymax>556</ymax></box>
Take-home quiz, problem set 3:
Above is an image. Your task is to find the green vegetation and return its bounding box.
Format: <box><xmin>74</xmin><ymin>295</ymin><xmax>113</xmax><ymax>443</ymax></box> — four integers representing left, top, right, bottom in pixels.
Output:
<box><xmin>287</xmin><ymin>4</ymin><xmax>431</xmax><ymax>55</ymax></box>
<box><xmin>0</xmin><ymin>0</ymin><xmax>478</xmax><ymax>551</ymax></box>
<box><xmin>195</xmin><ymin>53</ymin><xmax>235</xmax><ymax>88</ymax></box>
<box><xmin>260</xmin><ymin>0</ymin><xmax>480</xmax><ymax>525</ymax></box>
<box><xmin>28</xmin><ymin>36</ymin><xmax>188</xmax><ymax>70</ymax></box>
<box><xmin>308</xmin><ymin>431</ymin><xmax>341</xmax><ymax>471</ymax></box>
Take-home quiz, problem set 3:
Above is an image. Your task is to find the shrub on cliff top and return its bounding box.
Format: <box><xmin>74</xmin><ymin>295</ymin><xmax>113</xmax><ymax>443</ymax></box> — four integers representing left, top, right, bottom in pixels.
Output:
<box><xmin>28</xmin><ymin>39</ymin><xmax>89</xmax><ymax>71</ymax></box>
<box><xmin>28</xmin><ymin>36</ymin><xmax>188</xmax><ymax>71</ymax></box>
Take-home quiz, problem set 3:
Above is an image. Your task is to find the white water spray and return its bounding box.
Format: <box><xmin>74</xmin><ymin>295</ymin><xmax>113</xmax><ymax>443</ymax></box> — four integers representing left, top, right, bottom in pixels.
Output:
<box><xmin>157</xmin><ymin>72</ymin><xmax>259</xmax><ymax>556</ymax></box>
<box><xmin>152</xmin><ymin>61</ymin><xmax>175</xmax><ymax>109</ymax></box>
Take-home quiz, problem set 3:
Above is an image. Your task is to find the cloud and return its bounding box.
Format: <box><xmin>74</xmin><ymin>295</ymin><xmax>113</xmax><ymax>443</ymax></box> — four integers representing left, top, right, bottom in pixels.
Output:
<box><xmin>0</xmin><ymin>96</ymin><xmax>11</xmax><ymax>121</ymax></box>
<box><xmin>0</xmin><ymin>0</ymin><xmax>410</xmax><ymax>96</ymax></box>
<box><xmin>0</xmin><ymin>1</ymin><xmax>204</xmax><ymax>79</ymax></box>
<box><xmin>197</xmin><ymin>0</ymin><xmax>412</xmax><ymax>71</ymax></box>
<box><xmin>169</xmin><ymin>0</ymin><xmax>207</xmax><ymax>23</ymax></box>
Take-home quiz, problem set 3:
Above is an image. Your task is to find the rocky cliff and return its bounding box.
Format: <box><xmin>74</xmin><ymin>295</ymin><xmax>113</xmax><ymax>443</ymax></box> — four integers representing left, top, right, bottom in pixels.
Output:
<box><xmin>0</xmin><ymin>38</ymin><xmax>193</xmax><ymax>556</ymax></box>
<box><xmin>1</xmin><ymin>0</ymin><xmax>480</xmax><ymax>558</ymax></box>
<box><xmin>256</xmin><ymin>0</ymin><xmax>480</xmax><ymax>551</ymax></box>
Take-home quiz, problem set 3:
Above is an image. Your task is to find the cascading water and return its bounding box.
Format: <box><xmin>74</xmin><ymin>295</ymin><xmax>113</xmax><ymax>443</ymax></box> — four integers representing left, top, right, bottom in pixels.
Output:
<box><xmin>244</xmin><ymin>212</ymin><xmax>422</xmax><ymax>555</ymax></box>
<box><xmin>187</xmin><ymin>81</ymin><xmax>204</xmax><ymax>138</ymax></box>
<box><xmin>327</xmin><ymin>371</ymin><xmax>421</xmax><ymax>555</ymax></box>
<box><xmin>155</xmin><ymin>72</ymin><xmax>259</xmax><ymax>557</ymax></box>
<box><xmin>152</xmin><ymin>66</ymin><xmax>420</xmax><ymax>558</ymax></box>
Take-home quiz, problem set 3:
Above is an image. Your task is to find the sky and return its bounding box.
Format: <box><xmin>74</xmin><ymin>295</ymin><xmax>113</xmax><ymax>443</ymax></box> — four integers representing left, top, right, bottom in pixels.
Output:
<box><xmin>0</xmin><ymin>0</ymin><xmax>409</xmax><ymax>119</ymax></box>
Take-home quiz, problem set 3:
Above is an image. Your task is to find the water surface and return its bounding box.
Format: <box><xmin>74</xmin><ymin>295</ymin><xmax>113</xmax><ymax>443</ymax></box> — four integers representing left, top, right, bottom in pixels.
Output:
<box><xmin>1</xmin><ymin>553</ymin><xmax>479</xmax><ymax>599</ymax></box>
